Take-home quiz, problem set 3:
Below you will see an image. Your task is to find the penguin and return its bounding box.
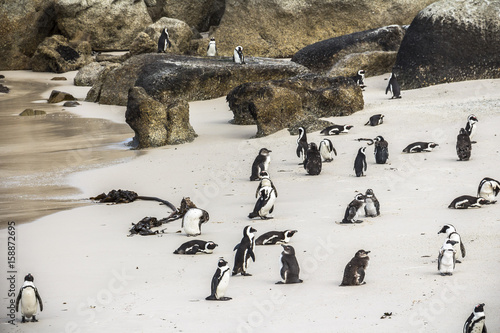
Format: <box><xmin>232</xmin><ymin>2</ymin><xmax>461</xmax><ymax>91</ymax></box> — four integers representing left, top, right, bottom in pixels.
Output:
<box><xmin>353</xmin><ymin>147</ymin><xmax>367</xmax><ymax>177</ymax></box>
<box><xmin>174</xmin><ymin>240</ymin><xmax>218</xmax><ymax>254</ymax></box>
<box><xmin>364</xmin><ymin>189</ymin><xmax>380</xmax><ymax>217</ymax></box>
<box><xmin>385</xmin><ymin>72</ymin><xmax>401</xmax><ymax>99</ymax></box>
<box><xmin>255</xmin><ymin>230</ymin><xmax>298</xmax><ymax>245</ymax></box>
<box><xmin>456</xmin><ymin>128</ymin><xmax>472</xmax><ymax>161</ymax></box>
<box><xmin>232</xmin><ymin>226</ymin><xmax>256</xmax><ymax>276</ymax></box>
<box><xmin>15</xmin><ymin>273</ymin><xmax>43</xmax><ymax>323</ymax></box>
<box><xmin>182</xmin><ymin>208</ymin><xmax>209</xmax><ymax>236</ymax></box>
<box><xmin>463</xmin><ymin>303</ymin><xmax>487</xmax><ymax>333</ymax></box>
<box><xmin>448</xmin><ymin>195</ymin><xmax>487</xmax><ymax>209</ymax></box>
<box><xmin>250</xmin><ymin>148</ymin><xmax>272</xmax><ymax>181</ymax></box>
<box><xmin>437</xmin><ymin>224</ymin><xmax>466</xmax><ymax>260</ymax></box>
<box><xmin>438</xmin><ymin>239</ymin><xmax>457</xmax><ymax>276</ymax></box>
<box><xmin>206</xmin><ymin>37</ymin><xmax>217</xmax><ymax>56</ymax></box>
<box><xmin>157</xmin><ymin>28</ymin><xmax>172</xmax><ymax>53</ymax></box>
<box><xmin>206</xmin><ymin>258</ymin><xmax>232</xmax><ymax>301</ymax></box>
<box><xmin>477</xmin><ymin>177</ymin><xmax>500</xmax><ymax>204</ymax></box>
<box><xmin>340</xmin><ymin>250</ymin><xmax>370</xmax><ymax>286</ymax></box>
<box><xmin>402</xmin><ymin>142</ymin><xmax>439</xmax><ymax>153</ymax></box>
<box><xmin>276</xmin><ymin>245</ymin><xmax>303</xmax><ymax>284</ymax></box>
<box><xmin>320</xmin><ymin>124</ymin><xmax>353</xmax><ymax>135</ymax></box>
<box><xmin>248</xmin><ymin>186</ymin><xmax>277</xmax><ymax>219</ymax></box>
<box><xmin>304</xmin><ymin>142</ymin><xmax>322</xmax><ymax>175</ymax></box>
<box><xmin>373</xmin><ymin>135</ymin><xmax>389</xmax><ymax>164</ymax></box>
<box><xmin>233</xmin><ymin>46</ymin><xmax>245</xmax><ymax>64</ymax></box>
<box><xmin>351</xmin><ymin>69</ymin><xmax>366</xmax><ymax>89</ymax></box>
<box><xmin>464</xmin><ymin>114</ymin><xmax>478</xmax><ymax>142</ymax></box>
<box><xmin>341</xmin><ymin>193</ymin><xmax>366</xmax><ymax>224</ymax></box>
<box><xmin>319</xmin><ymin>138</ymin><xmax>337</xmax><ymax>162</ymax></box>
<box><xmin>365</xmin><ymin>114</ymin><xmax>384</xmax><ymax>126</ymax></box>
<box><xmin>255</xmin><ymin>171</ymin><xmax>278</xmax><ymax>198</ymax></box>
<box><xmin>296</xmin><ymin>126</ymin><xmax>308</xmax><ymax>164</ymax></box>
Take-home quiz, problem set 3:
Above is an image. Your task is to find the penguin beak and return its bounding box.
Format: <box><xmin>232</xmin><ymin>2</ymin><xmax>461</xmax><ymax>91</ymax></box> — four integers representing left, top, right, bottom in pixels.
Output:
<box><xmin>365</xmin><ymin>251</ymin><xmax>371</xmax><ymax>254</ymax></box>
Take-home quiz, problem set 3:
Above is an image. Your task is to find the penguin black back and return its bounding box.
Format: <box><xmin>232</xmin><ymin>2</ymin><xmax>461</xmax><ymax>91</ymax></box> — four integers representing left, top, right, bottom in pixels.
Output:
<box><xmin>340</xmin><ymin>250</ymin><xmax>370</xmax><ymax>286</ymax></box>
<box><xmin>386</xmin><ymin>73</ymin><xmax>401</xmax><ymax>99</ymax></box>
<box><xmin>353</xmin><ymin>147</ymin><xmax>367</xmax><ymax>177</ymax></box>
<box><xmin>276</xmin><ymin>244</ymin><xmax>302</xmax><ymax>284</ymax></box>
<box><xmin>232</xmin><ymin>226</ymin><xmax>256</xmax><ymax>276</ymax></box>
<box><xmin>304</xmin><ymin>142</ymin><xmax>322</xmax><ymax>175</ymax></box>
<box><xmin>157</xmin><ymin>28</ymin><xmax>172</xmax><ymax>53</ymax></box>
<box><xmin>374</xmin><ymin>136</ymin><xmax>389</xmax><ymax>164</ymax></box>
<box><xmin>456</xmin><ymin>128</ymin><xmax>472</xmax><ymax>161</ymax></box>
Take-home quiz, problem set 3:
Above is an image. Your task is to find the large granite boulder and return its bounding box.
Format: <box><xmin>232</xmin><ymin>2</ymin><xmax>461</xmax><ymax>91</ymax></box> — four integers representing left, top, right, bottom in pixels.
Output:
<box><xmin>159</xmin><ymin>0</ymin><xmax>225</xmax><ymax>32</ymax></box>
<box><xmin>55</xmin><ymin>0</ymin><xmax>153</xmax><ymax>51</ymax></box>
<box><xmin>30</xmin><ymin>35</ymin><xmax>93</xmax><ymax>73</ymax></box>
<box><xmin>0</xmin><ymin>0</ymin><xmax>57</xmax><ymax>70</ymax></box>
<box><xmin>327</xmin><ymin>51</ymin><xmax>398</xmax><ymax>78</ymax></box>
<box><xmin>213</xmin><ymin>0</ymin><xmax>437</xmax><ymax>58</ymax></box>
<box><xmin>87</xmin><ymin>54</ymin><xmax>309</xmax><ymax>106</ymax></box>
<box><xmin>125</xmin><ymin>86</ymin><xmax>197</xmax><ymax>148</ymax></box>
<box><xmin>393</xmin><ymin>0</ymin><xmax>500</xmax><ymax>89</ymax></box>
<box><xmin>143</xmin><ymin>17</ymin><xmax>194</xmax><ymax>54</ymax></box>
<box><xmin>292</xmin><ymin>25</ymin><xmax>405</xmax><ymax>73</ymax></box>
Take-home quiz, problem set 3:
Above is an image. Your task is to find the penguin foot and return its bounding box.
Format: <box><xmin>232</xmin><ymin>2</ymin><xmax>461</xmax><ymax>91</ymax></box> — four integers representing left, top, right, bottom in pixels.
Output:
<box><xmin>218</xmin><ymin>297</ymin><xmax>232</xmax><ymax>301</ymax></box>
<box><xmin>275</xmin><ymin>281</ymin><xmax>285</xmax><ymax>284</ymax></box>
<box><xmin>260</xmin><ymin>216</ymin><xmax>273</xmax><ymax>220</ymax></box>
<box><xmin>241</xmin><ymin>272</ymin><xmax>252</xmax><ymax>276</ymax></box>
<box><xmin>456</xmin><ymin>259</ymin><xmax>462</xmax><ymax>264</ymax></box>
<box><xmin>31</xmin><ymin>316</ymin><xmax>38</xmax><ymax>322</ymax></box>
<box><xmin>21</xmin><ymin>316</ymin><xmax>26</xmax><ymax>323</ymax></box>
<box><xmin>206</xmin><ymin>295</ymin><xmax>217</xmax><ymax>300</ymax></box>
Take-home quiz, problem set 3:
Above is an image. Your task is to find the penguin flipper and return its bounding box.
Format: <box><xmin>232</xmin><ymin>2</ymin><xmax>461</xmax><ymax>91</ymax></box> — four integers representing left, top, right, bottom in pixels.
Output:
<box><xmin>233</xmin><ymin>243</ymin><xmax>240</xmax><ymax>251</ymax></box>
<box><xmin>332</xmin><ymin>147</ymin><xmax>337</xmax><ymax>156</ymax></box>
<box><xmin>460</xmin><ymin>242</ymin><xmax>466</xmax><ymax>258</ymax></box>
<box><xmin>272</xmin><ymin>184</ymin><xmax>278</xmax><ymax>197</ymax></box>
<box><xmin>269</xmin><ymin>205</ymin><xmax>274</xmax><ymax>214</ymax></box>
<box><xmin>249</xmin><ymin>248</ymin><xmax>256</xmax><ymax>262</ymax></box>
<box><xmin>15</xmin><ymin>289</ymin><xmax>22</xmax><ymax>312</ymax></box>
<box><xmin>296</xmin><ymin>145</ymin><xmax>302</xmax><ymax>158</ymax></box>
<box><xmin>437</xmin><ymin>251</ymin><xmax>443</xmax><ymax>271</ymax></box>
<box><xmin>35</xmin><ymin>289</ymin><xmax>43</xmax><ymax>311</ymax></box>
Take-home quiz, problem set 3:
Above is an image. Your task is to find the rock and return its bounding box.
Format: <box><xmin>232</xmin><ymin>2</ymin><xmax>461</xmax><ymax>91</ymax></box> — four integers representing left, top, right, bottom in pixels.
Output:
<box><xmin>89</xmin><ymin>53</ymin><xmax>309</xmax><ymax>106</ymax></box>
<box><xmin>75</xmin><ymin>62</ymin><xmax>107</xmax><ymax>87</ymax></box>
<box><xmin>30</xmin><ymin>35</ymin><xmax>93</xmax><ymax>73</ymax></box>
<box><xmin>143</xmin><ymin>17</ymin><xmax>194</xmax><ymax>54</ymax></box>
<box><xmin>393</xmin><ymin>0</ymin><xmax>500</xmax><ymax>89</ymax></box>
<box><xmin>327</xmin><ymin>51</ymin><xmax>398</xmax><ymax>78</ymax></box>
<box><xmin>292</xmin><ymin>25</ymin><xmax>406</xmax><ymax>73</ymax></box>
<box><xmin>63</xmin><ymin>101</ymin><xmax>80</xmax><ymax>107</ymax></box>
<box><xmin>125</xmin><ymin>87</ymin><xmax>197</xmax><ymax>148</ymax></box>
<box><xmin>48</xmin><ymin>90</ymin><xmax>76</xmax><ymax>103</ymax></box>
<box><xmin>0</xmin><ymin>84</ymin><xmax>10</xmax><ymax>93</ymax></box>
<box><xmin>287</xmin><ymin>116</ymin><xmax>336</xmax><ymax>135</ymax></box>
<box><xmin>129</xmin><ymin>32</ymin><xmax>157</xmax><ymax>56</ymax></box>
<box><xmin>0</xmin><ymin>0</ymin><xmax>57</xmax><ymax>70</ymax></box>
<box><xmin>85</xmin><ymin>63</ymin><xmax>124</xmax><ymax>103</ymax></box>
<box><xmin>158</xmin><ymin>0</ymin><xmax>225</xmax><ymax>32</ymax></box>
<box><xmin>213</xmin><ymin>0</ymin><xmax>437</xmax><ymax>58</ymax></box>
<box><xmin>19</xmin><ymin>109</ymin><xmax>46</xmax><ymax>116</ymax></box>
<box><xmin>51</xmin><ymin>77</ymin><xmax>67</xmax><ymax>81</ymax></box>
<box><xmin>55</xmin><ymin>0</ymin><xmax>153</xmax><ymax>51</ymax></box>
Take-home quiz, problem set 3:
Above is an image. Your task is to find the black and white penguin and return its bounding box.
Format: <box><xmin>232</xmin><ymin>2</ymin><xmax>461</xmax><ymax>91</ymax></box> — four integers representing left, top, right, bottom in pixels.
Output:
<box><xmin>182</xmin><ymin>208</ymin><xmax>210</xmax><ymax>236</ymax></box>
<box><xmin>448</xmin><ymin>195</ymin><xmax>487</xmax><ymax>209</ymax></box>
<box><xmin>157</xmin><ymin>28</ymin><xmax>172</xmax><ymax>53</ymax></box>
<box><xmin>364</xmin><ymin>189</ymin><xmax>380</xmax><ymax>217</ymax></box>
<box><xmin>477</xmin><ymin>177</ymin><xmax>500</xmax><ymax>204</ymax></box>
<box><xmin>255</xmin><ymin>171</ymin><xmax>278</xmax><ymax>198</ymax></box>
<box><xmin>206</xmin><ymin>37</ymin><xmax>217</xmax><ymax>56</ymax></box>
<box><xmin>456</xmin><ymin>128</ymin><xmax>472</xmax><ymax>161</ymax></box>
<box><xmin>319</xmin><ymin>138</ymin><xmax>337</xmax><ymax>162</ymax></box>
<box><xmin>255</xmin><ymin>230</ymin><xmax>298</xmax><ymax>245</ymax></box>
<box><xmin>174</xmin><ymin>240</ymin><xmax>218</xmax><ymax>254</ymax></box>
<box><xmin>232</xmin><ymin>226</ymin><xmax>257</xmax><ymax>276</ymax></box>
<box><xmin>206</xmin><ymin>258</ymin><xmax>232</xmax><ymax>301</ymax></box>
<box><xmin>233</xmin><ymin>46</ymin><xmax>245</xmax><ymax>64</ymax></box>
<box><xmin>304</xmin><ymin>142</ymin><xmax>322</xmax><ymax>175</ymax></box>
<box><xmin>276</xmin><ymin>244</ymin><xmax>303</xmax><ymax>284</ymax></box>
<box><xmin>464</xmin><ymin>114</ymin><xmax>478</xmax><ymax>142</ymax></box>
<box><xmin>351</xmin><ymin>70</ymin><xmax>366</xmax><ymax>89</ymax></box>
<box><xmin>437</xmin><ymin>224</ymin><xmax>466</xmax><ymax>260</ymax></box>
<box><xmin>365</xmin><ymin>114</ymin><xmax>384</xmax><ymax>126</ymax></box>
<box><xmin>373</xmin><ymin>135</ymin><xmax>389</xmax><ymax>164</ymax></box>
<box><xmin>340</xmin><ymin>250</ymin><xmax>370</xmax><ymax>286</ymax></box>
<box><xmin>341</xmin><ymin>193</ymin><xmax>366</xmax><ymax>224</ymax></box>
<box><xmin>15</xmin><ymin>274</ymin><xmax>43</xmax><ymax>323</ymax></box>
<box><xmin>385</xmin><ymin>72</ymin><xmax>401</xmax><ymax>99</ymax></box>
<box><xmin>320</xmin><ymin>124</ymin><xmax>353</xmax><ymax>135</ymax></box>
<box><xmin>248</xmin><ymin>185</ymin><xmax>277</xmax><ymax>219</ymax></box>
<box><xmin>402</xmin><ymin>142</ymin><xmax>439</xmax><ymax>153</ymax></box>
<box><xmin>250</xmin><ymin>148</ymin><xmax>272</xmax><ymax>181</ymax></box>
<box><xmin>296</xmin><ymin>126</ymin><xmax>308</xmax><ymax>164</ymax></box>
<box><xmin>353</xmin><ymin>147</ymin><xmax>367</xmax><ymax>177</ymax></box>
<box><xmin>463</xmin><ymin>303</ymin><xmax>487</xmax><ymax>333</ymax></box>
<box><xmin>438</xmin><ymin>239</ymin><xmax>457</xmax><ymax>276</ymax></box>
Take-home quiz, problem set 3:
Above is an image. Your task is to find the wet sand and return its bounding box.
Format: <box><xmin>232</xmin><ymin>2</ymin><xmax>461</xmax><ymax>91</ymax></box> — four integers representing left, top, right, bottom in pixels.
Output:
<box><xmin>0</xmin><ymin>71</ymin><xmax>137</xmax><ymax>228</ymax></box>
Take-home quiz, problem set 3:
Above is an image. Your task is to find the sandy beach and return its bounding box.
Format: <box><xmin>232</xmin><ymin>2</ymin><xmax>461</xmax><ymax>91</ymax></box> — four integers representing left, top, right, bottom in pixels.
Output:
<box><xmin>1</xmin><ymin>72</ymin><xmax>499</xmax><ymax>332</ymax></box>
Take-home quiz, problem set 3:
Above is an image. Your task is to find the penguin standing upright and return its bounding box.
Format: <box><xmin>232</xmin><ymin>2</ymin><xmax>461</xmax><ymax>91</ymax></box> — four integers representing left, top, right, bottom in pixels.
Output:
<box><xmin>319</xmin><ymin>138</ymin><xmax>337</xmax><ymax>162</ymax></box>
<box><xmin>255</xmin><ymin>171</ymin><xmax>278</xmax><ymax>198</ymax></box>
<box><xmin>233</xmin><ymin>46</ymin><xmax>245</xmax><ymax>64</ymax></box>
<box><xmin>351</xmin><ymin>70</ymin><xmax>366</xmax><ymax>89</ymax></box>
<box><xmin>437</xmin><ymin>224</ymin><xmax>466</xmax><ymax>260</ymax></box>
<box><xmin>248</xmin><ymin>186</ymin><xmax>277</xmax><ymax>219</ymax></box>
<box><xmin>182</xmin><ymin>208</ymin><xmax>210</xmax><ymax>236</ymax></box>
<box><xmin>465</xmin><ymin>114</ymin><xmax>478</xmax><ymax>142</ymax></box>
<box><xmin>341</xmin><ymin>193</ymin><xmax>366</xmax><ymax>224</ymax></box>
<box><xmin>157</xmin><ymin>28</ymin><xmax>172</xmax><ymax>53</ymax></box>
<box><xmin>364</xmin><ymin>189</ymin><xmax>380</xmax><ymax>217</ymax></box>
<box><xmin>232</xmin><ymin>226</ymin><xmax>257</xmax><ymax>276</ymax></box>
<box><xmin>456</xmin><ymin>128</ymin><xmax>472</xmax><ymax>161</ymax></box>
<box><xmin>438</xmin><ymin>239</ymin><xmax>457</xmax><ymax>276</ymax></box>
<box><xmin>296</xmin><ymin>126</ymin><xmax>308</xmax><ymax>164</ymax></box>
<box><xmin>276</xmin><ymin>245</ymin><xmax>303</xmax><ymax>284</ymax></box>
<box><xmin>365</xmin><ymin>114</ymin><xmax>384</xmax><ymax>126</ymax></box>
<box><xmin>15</xmin><ymin>274</ymin><xmax>43</xmax><ymax>323</ymax></box>
<box><xmin>373</xmin><ymin>135</ymin><xmax>389</xmax><ymax>164</ymax></box>
<box><xmin>340</xmin><ymin>250</ymin><xmax>370</xmax><ymax>286</ymax></box>
<box><xmin>463</xmin><ymin>303</ymin><xmax>487</xmax><ymax>333</ymax></box>
<box><xmin>304</xmin><ymin>142</ymin><xmax>322</xmax><ymax>175</ymax></box>
<box><xmin>250</xmin><ymin>148</ymin><xmax>272</xmax><ymax>181</ymax></box>
<box><xmin>206</xmin><ymin>37</ymin><xmax>217</xmax><ymax>56</ymax></box>
<box><xmin>353</xmin><ymin>147</ymin><xmax>367</xmax><ymax>177</ymax></box>
<box><xmin>477</xmin><ymin>177</ymin><xmax>500</xmax><ymax>204</ymax></box>
<box><xmin>206</xmin><ymin>258</ymin><xmax>232</xmax><ymax>301</ymax></box>
<box><xmin>385</xmin><ymin>73</ymin><xmax>401</xmax><ymax>99</ymax></box>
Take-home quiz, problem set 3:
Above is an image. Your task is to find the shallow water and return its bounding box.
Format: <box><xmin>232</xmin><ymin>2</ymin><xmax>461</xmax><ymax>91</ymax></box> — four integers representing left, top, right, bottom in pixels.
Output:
<box><xmin>0</xmin><ymin>76</ymin><xmax>137</xmax><ymax>228</ymax></box>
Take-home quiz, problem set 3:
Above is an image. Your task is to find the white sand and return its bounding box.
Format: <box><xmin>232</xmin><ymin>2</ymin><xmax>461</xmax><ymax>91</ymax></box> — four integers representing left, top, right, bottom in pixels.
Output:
<box><xmin>1</xmin><ymin>73</ymin><xmax>500</xmax><ymax>333</ymax></box>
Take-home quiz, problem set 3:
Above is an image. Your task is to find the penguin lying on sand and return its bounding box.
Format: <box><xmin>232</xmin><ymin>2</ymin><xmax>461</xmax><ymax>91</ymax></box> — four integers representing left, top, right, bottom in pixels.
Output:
<box><xmin>402</xmin><ymin>142</ymin><xmax>438</xmax><ymax>153</ymax></box>
<box><xmin>255</xmin><ymin>230</ymin><xmax>297</xmax><ymax>245</ymax></box>
<box><xmin>448</xmin><ymin>195</ymin><xmax>487</xmax><ymax>209</ymax></box>
<box><xmin>174</xmin><ymin>240</ymin><xmax>218</xmax><ymax>254</ymax></box>
<box><xmin>320</xmin><ymin>125</ymin><xmax>353</xmax><ymax>135</ymax></box>
<box><xmin>365</xmin><ymin>114</ymin><xmax>384</xmax><ymax>126</ymax></box>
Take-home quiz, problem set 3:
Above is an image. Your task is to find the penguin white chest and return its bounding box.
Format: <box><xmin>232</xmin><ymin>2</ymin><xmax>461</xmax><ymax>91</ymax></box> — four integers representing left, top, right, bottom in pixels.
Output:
<box><xmin>182</xmin><ymin>209</ymin><xmax>205</xmax><ymax>236</ymax></box>
<box><xmin>470</xmin><ymin>319</ymin><xmax>485</xmax><ymax>333</ymax></box>
<box><xmin>216</xmin><ymin>269</ymin><xmax>230</xmax><ymax>298</ymax></box>
<box><xmin>260</xmin><ymin>190</ymin><xmax>276</xmax><ymax>215</ymax></box>
<box><xmin>364</xmin><ymin>198</ymin><xmax>377</xmax><ymax>216</ymax></box>
<box><xmin>21</xmin><ymin>289</ymin><xmax>38</xmax><ymax>317</ymax></box>
<box><xmin>439</xmin><ymin>251</ymin><xmax>455</xmax><ymax>273</ymax></box>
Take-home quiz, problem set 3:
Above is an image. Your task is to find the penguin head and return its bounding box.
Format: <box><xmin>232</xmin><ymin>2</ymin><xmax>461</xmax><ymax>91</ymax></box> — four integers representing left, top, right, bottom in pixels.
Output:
<box><xmin>308</xmin><ymin>142</ymin><xmax>318</xmax><ymax>151</ymax></box>
<box><xmin>162</xmin><ymin>28</ymin><xmax>169</xmax><ymax>35</ymax></box>
<box><xmin>210</xmin><ymin>37</ymin><xmax>215</xmax><ymax>42</ymax></box>
<box><xmin>259</xmin><ymin>148</ymin><xmax>271</xmax><ymax>155</ymax></box>
<box><xmin>358</xmin><ymin>147</ymin><xmax>366</xmax><ymax>155</ymax></box>
<box><xmin>358</xmin><ymin>70</ymin><xmax>365</xmax><ymax>76</ymax></box>
<box><xmin>354</xmin><ymin>193</ymin><xmax>365</xmax><ymax>202</ymax></box>
<box><xmin>477</xmin><ymin>197</ymin><xmax>488</xmax><ymax>205</ymax></box>
<box><xmin>259</xmin><ymin>170</ymin><xmax>270</xmax><ymax>179</ymax></box>
<box><xmin>468</xmin><ymin>114</ymin><xmax>478</xmax><ymax>124</ymax></box>
<box><xmin>285</xmin><ymin>230</ymin><xmax>298</xmax><ymax>238</ymax></box>
<box><xmin>437</xmin><ymin>224</ymin><xmax>455</xmax><ymax>235</ymax></box>
<box><xmin>24</xmin><ymin>273</ymin><xmax>34</xmax><ymax>282</ymax></box>
<box><xmin>244</xmin><ymin>225</ymin><xmax>257</xmax><ymax>237</ymax></box>
<box><xmin>474</xmin><ymin>303</ymin><xmax>485</xmax><ymax>313</ymax></box>
<box><xmin>206</xmin><ymin>241</ymin><xmax>218</xmax><ymax>250</ymax></box>
<box><xmin>365</xmin><ymin>189</ymin><xmax>374</xmax><ymax>196</ymax></box>
<box><xmin>217</xmin><ymin>257</ymin><xmax>228</xmax><ymax>267</ymax></box>
<box><xmin>345</xmin><ymin>125</ymin><xmax>354</xmax><ymax>130</ymax></box>
<box><xmin>428</xmin><ymin>142</ymin><xmax>438</xmax><ymax>149</ymax></box>
<box><xmin>355</xmin><ymin>249</ymin><xmax>370</xmax><ymax>258</ymax></box>
<box><xmin>374</xmin><ymin>136</ymin><xmax>385</xmax><ymax>142</ymax></box>
<box><xmin>281</xmin><ymin>244</ymin><xmax>295</xmax><ymax>255</ymax></box>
